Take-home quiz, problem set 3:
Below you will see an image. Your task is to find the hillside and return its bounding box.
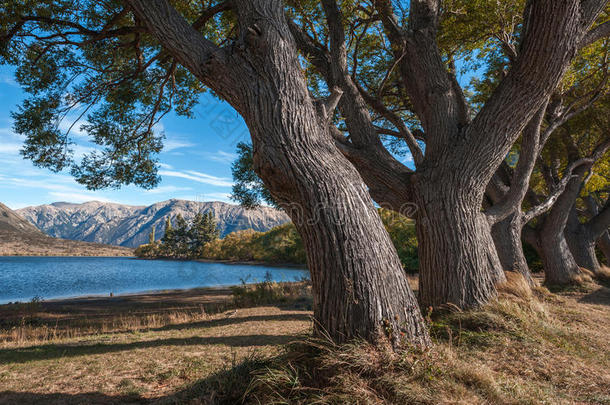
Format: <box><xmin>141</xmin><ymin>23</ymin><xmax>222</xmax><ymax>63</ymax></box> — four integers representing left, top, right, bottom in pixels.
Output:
<box><xmin>18</xmin><ymin>199</ymin><xmax>290</xmax><ymax>248</ymax></box>
<box><xmin>0</xmin><ymin>202</ymin><xmax>132</xmax><ymax>257</ymax></box>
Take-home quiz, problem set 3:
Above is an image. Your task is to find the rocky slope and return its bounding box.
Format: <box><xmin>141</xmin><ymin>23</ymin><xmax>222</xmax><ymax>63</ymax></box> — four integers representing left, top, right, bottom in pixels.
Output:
<box><xmin>18</xmin><ymin>199</ymin><xmax>290</xmax><ymax>248</ymax></box>
<box><xmin>0</xmin><ymin>202</ymin><xmax>132</xmax><ymax>256</ymax></box>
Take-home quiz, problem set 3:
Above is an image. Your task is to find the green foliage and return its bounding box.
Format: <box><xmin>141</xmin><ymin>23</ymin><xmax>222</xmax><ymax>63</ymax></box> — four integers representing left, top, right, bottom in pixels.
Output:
<box><xmin>135</xmin><ymin>211</ymin><xmax>220</xmax><ymax>260</ymax></box>
<box><xmin>201</xmin><ymin>223</ymin><xmax>307</xmax><ymax>265</ymax></box>
<box><xmin>200</xmin><ymin>210</ymin><xmax>419</xmax><ymax>271</ymax></box>
<box><xmin>0</xmin><ymin>0</ymin><xmax>216</xmax><ymax>189</ymax></box>
<box><xmin>230</xmin><ymin>143</ymin><xmax>277</xmax><ymax>209</ymax></box>
<box><xmin>189</xmin><ymin>211</ymin><xmax>220</xmax><ymax>256</ymax></box>
<box><xmin>378</xmin><ymin>209</ymin><xmax>419</xmax><ymax>272</ymax></box>
<box><xmin>230</xmin><ymin>274</ymin><xmax>311</xmax><ymax>308</ymax></box>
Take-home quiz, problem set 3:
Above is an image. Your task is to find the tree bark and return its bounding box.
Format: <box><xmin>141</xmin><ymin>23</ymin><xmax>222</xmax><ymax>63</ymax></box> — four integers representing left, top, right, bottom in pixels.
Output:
<box><xmin>598</xmin><ymin>232</ymin><xmax>610</xmax><ymax>266</ymax></box>
<box><xmin>565</xmin><ymin>209</ymin><xmax>601</xmax><ymax>273</ymax></box>
<box><xmin>127</xmin><ymin>0</ymin><xmax>430</xmax><ymax>347</ymax></box>
<box><xmin>491</xmin><ymin>213</ymin><xmax>534</xmax><ymax>285</ymax></box>
<box><xmin>414</xmin><ymin>169</ymin><xmax>504</xmax><ymax>308</ymax></box>
<box><xmin>371</xmin><ymin>0</ymin><xmax>604</xmax><ymax>308</ymax></box>
<box><xmin>566</xmin><ymin>196</ymin><xmax>610</xmax><ymax>274</ymax></box>
<box><xmin>538</xmin><ymin>227</ymin><xmax>583</xmax><ymax>285</ymax></box>
<box><xmin>537</xmin><ymin>172</ymin><xmax>587</xmax><ymax>285</ymax></box>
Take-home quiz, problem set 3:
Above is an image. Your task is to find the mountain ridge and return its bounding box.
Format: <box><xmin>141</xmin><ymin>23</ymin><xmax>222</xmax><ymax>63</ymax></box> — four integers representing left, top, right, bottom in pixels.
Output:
<box><xmin>18</xmin><ymin>199</ymin><xmax>290</xmax><ymax>248</ymax></box>
<box><xmin>0</xmin><ymin>202</ymin><xmax>132</xmax><ymax>256</ymax></box>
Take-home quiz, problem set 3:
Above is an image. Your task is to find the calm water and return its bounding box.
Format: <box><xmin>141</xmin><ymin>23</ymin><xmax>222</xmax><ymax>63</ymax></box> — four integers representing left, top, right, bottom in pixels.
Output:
<box><xmin>0</xmin><ymin>256</ymin><xmax>309</xmax><ymax>304</ymax></box>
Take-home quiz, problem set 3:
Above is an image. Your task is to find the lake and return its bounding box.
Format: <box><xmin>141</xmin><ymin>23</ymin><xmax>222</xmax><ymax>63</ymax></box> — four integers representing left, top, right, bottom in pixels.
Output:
<box><xmin>0</xmin><ymin>256</ymin><xmax>309</xmax><ymax>304</ymax></box>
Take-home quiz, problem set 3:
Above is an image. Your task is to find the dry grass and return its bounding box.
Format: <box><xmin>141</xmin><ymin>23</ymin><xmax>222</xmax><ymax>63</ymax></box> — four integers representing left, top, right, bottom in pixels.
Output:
<box><xmin>233</xmin><ymin>276</ymin><xmax>610</xmax><ymax>405</ymax></box>
<box><xmin>595</xmin><ymin>265</ymin><xmax>610</xmax><ymax>283</ymax></box>
<box><xmin>0</xmin><ymin>229</ymin><xmax>133</xmax><ymax>257</ymax></box>
<box><xmin>0</xmin><ymin>277</ymin><xmax>609</xmax><ymax>404</ymax></box>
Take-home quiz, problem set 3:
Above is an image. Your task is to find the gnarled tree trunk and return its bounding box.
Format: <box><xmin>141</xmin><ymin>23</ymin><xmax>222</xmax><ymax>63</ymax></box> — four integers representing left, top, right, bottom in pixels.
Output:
<box><xmin>246</xmin><ymin>81</ymin><xmax>429</xmax><ymax>346</ymax></box>
<box><xmin>128</xmin><ymin>0</ymin><xmax>430</xmax><ymax>347</ymax></box>
<box><xmin>414</xmin><ymin>169</ymin><xmax>504</xmax><ymax>308</ymax></box>
<box><xmin>599</xmin><ymin>232</ymin><xmax>610</xmax><ymax>266</ymax></box>
<box><xmin>565</xmin><ymin>209</ymin><xmax>601</xmax><ymax>273</ymax></box>
<box><xmin>491</xmin><ymin>213</ymin><xmax>534</xmax><ymax>285</ymax></box>
<box><xmin>538</xmin><ymin>227</ymin><xmax>583</xmax><ymax>285</ymax></box>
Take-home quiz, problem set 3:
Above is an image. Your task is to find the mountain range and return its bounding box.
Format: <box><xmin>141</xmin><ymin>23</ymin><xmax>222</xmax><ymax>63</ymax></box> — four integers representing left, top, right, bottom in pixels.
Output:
<box><xmin>17</xmin><ymin>199</ymin><xmax>290</xmax><ymax>248</ymax></box>
<box><xmin>0</xmin><ymin>202</ymin><xmax>132</xmax><ymax>256</ymax></box>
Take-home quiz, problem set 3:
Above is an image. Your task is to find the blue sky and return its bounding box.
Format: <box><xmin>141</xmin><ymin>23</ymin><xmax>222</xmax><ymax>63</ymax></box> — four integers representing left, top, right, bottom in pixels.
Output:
<box><xmin>0</xmin><ymin>65</ymin><xmax>253</xmax><ymax>209</ymax></box>
<box><xmin>0</xmin><ymin>56</ymin><xmax>449</xmax><ymax>210</ymax></box>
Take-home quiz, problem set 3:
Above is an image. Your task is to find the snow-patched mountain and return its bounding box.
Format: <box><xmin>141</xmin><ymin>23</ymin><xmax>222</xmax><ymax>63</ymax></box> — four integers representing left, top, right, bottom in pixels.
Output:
<box><xmin>18</xmin><ymin>199</ymin><xmax>290</xmax><ymax>248</ymax></box>
<box><xmin>0</xmin><ymin>201</ymin><xmax>132</xmax><ymax>256</ymax></box>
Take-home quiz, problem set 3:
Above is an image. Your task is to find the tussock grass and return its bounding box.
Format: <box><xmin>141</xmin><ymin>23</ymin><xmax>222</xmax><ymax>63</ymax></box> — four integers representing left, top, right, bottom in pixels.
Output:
<box><xmin>194</xmin><ymin>277</ymin><xmax>610</xmax><ymax>405</ymax></box>
<box><xmin>231</xmin><ymin>280</ymin><xmax>311</xmax><ymax>309</ymax></box>
<box><xmin>594</xmin><ymin>265</ymin><xmax>610</xmax><ymax>284</ymax></box>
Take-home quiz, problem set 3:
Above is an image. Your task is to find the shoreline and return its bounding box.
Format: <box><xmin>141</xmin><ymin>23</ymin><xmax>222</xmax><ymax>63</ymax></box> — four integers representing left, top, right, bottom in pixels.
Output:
<box><xmin>1</xmin><ymin>255</ymin><xmax>306</xmax><ymax>268</ymax></box>
<box><xmin>134</xmin><ymin>256</ymin><xmax>307</xmax><ymax>269</ymax></box>
<box><xmin>0</xmin><ymin>285</ymin><xmax>237</xmax><ymax>308</ymax></box>
<box><xmin>0</xmin><ymin>279</ymin><xmax>309</xmax><ymax>307</ymax></box>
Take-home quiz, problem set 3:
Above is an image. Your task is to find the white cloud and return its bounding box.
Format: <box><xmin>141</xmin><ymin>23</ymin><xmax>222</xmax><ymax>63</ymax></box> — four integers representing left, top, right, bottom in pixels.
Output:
<box><xmin>158</xmin><ymin>162</ymin><xmax>174</xmax><ymax>170</ymax></box>
<box><xmin>2</xmin><ymin>175</ymin><xmax>94</xmax><ymax>192</ymax></box>
<box><xmin>0</xmin><ymin>127</ymin><xmax>17</xmax><ymax>137</ymax></box>
<box><xmin>48</xmin><ymin>192</ymin><xmax>112</xmax><ymax>203</ymax></box>
<box><xmin>72</xmin><ymin>144</ymin><xmax>97</xmax><ymax>159</ymax></box>
<box><xmin>204</xmin><ymin>150</ymin><xmax>237</xmax><ymax>164</ymax></box>
<box><xmin>203</xmin><ymin>192</ymin><xmax>232</xmax><ymax>202</ymax></box>
<box><xmin>58</xmin><ymin>118</ymin><xmax>90</xmax><ymax>139</ymax></box>
<box><xmin>164</xmin><ymin>138</ymin><xmax>195</xmax><ymax>152</ymax></box>
<box><xmin>159</xmin><ymin>170</ymin><xmax>233</xmax><ymax>187</ymax></box>
<box><xmin>143</xmin><ymin>185</ymin><xmax>192</xmax><ymax>194</ymax></box>
<box><xmin>0</xmin><ymin>143</ymin><xmax>21</xmax><ymax>154</ymax></box>
<box><xmin>0</xmin><ymin>74</ymin><xmax>17</xmax><ymax>87</ymax></box>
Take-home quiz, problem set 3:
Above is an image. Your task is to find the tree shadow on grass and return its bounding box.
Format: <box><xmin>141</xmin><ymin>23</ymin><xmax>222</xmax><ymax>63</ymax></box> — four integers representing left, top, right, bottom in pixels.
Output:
<box><xmin>0</xmin><ymin>391</ymin><xmax>146</xmax><ymax>405</ymax></box>
<box><xmin>151</xmin><ymin>312</ymin><xmax>311</xmax><ymax>333</ymax></box>
<box><xmin>578</xmin><ymin>285</ymin><xmax>610</xmax><ymax>306</ymax></box>
<box><xmin>0</xmin><ymin>333</ymin><xmax>301</xmax><ymax>365</ymax></box>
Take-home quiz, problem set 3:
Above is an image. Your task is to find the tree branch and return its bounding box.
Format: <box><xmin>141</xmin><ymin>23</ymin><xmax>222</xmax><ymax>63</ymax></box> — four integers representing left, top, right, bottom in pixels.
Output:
<box><xmin>525</xmin><ymin>138</ymin><xmax>610</xmax><ymax>224</ymax></box>
<box><xmin>354</xmin><ymin>81</ymin><xmax>424</xmax><ymax>166</ymax></box>
<box><xmin>192</xmin><ymin>1</ymin><xmax>231</xmax><ymax>30</ymax></box>
<box><xmin>464</xmin><ymin>0</ymin><xmax>604</xmax><ymax>182</ymax></box>
<box><xmin>523</xmin><ymin>158</ymin><xmax>591</xmax><ymax>223</ymax></box>
<box><xmin>374</xmin><ymin>0</ymin><xmax>468</xmax><ymax>150</ymax></box>
<box><xmin>586</xmin><ymin>196</ymin><xmax>610</xmax><ymax>238</ymax></box>
<box><xmin>124</xmin><ymin>0</ymin><xmax>235</xmax><ymax>100</ymax></box>
<box><xmin>486</xmin><ymin>102</ymin><xmax>547</xmax><ymax>224</ymax></box>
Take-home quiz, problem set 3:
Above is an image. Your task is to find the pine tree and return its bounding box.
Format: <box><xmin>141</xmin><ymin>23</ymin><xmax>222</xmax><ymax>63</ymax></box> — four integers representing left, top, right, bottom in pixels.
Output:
<box><xmin>148</xmin><ymin>227</ymin><xmax>156</xmax><ymax>245</ymax></box>
<box><xmin>189</xmin><ymin>211</ymin><xmax>220</xmax><ymax>257</ymax></box>
<box><xmin>161</xmin><ymin>217</ymin><xmax>176</xmax><ymax>257</ymax></box>
<box><xmin>174</xmin><ymin>214</ymin><xmax>190</xmax><ymax>258</ymax></box>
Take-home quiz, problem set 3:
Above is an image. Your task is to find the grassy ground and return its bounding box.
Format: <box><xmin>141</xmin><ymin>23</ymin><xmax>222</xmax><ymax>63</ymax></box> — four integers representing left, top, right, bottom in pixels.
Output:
<box><xmin>0</xmin><ymin>275</ymin><xmax>608</xmax><ymax>404</ymax></box>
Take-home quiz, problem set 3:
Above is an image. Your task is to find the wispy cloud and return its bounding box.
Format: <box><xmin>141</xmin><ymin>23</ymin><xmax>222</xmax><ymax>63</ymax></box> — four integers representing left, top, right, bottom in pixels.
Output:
<box><xmin>0</xmin><ymin>175</ymin><xmax>115</xmax><ymax>204</ymax></box>
<box><xmin>203</xmin><ymin>150</ymin><xmax>237</xmax><ymax>164</ymax></box>
<box><xmin>0</xmin><ymin>143</ymin><xmax>21</xmax><ymax>154</ymax></box>
<box><xmin>0</xmin><ymin>74</ymin><xmax>17</xmax><ymax>87</ymax></box>
<box><xmin>143</xmin><ymin>185</ymin><xmax>192</xmax><ymax>194</ymax></box>
<box><xmin>159</xmin><ymin>169</ymin><xmax>233</xmax><ymax>187</ymax></box>
<box><xmin>158</xmin><ymin>162</ymin><xmax>174</xmax><ymax>170</ymax></box>
<box><xmin>203</xmin><ymin>192</ymin><xmax>232</xmax><ymax>202</ymax></box>
<box><xmin>164</xmin><ymin>138</ymin><xmax>195</xmax><ymax>152</ymax></box>
<box><xmin>48</xmin><ymin>192</ymin><xmax>112</xmax><ymax>203</ymax></box>
<box><xmin>58</xmin><ymin>118</ymin><xmax>90</xmax><ymax>139</ymax></box>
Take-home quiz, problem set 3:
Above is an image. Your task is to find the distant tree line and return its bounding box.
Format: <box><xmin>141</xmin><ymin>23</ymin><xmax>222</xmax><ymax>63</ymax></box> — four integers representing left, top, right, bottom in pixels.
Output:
<box><xmin>136</xmin><ymin>209</ymin><xmax>420</xmax><ymax>271</ymax></box>
<box><xmin>135</xmin><ymin>211</ymin><xmax>219</xmax><ymax>259</ymax></box>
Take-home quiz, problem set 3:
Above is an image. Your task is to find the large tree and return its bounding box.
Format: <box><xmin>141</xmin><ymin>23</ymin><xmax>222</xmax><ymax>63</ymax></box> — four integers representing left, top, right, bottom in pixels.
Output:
<box><xmin>3</xmin><ymin>0</ymin><xmax>609</xmax><ymax>342</ymax></box>
<box><xmin>286</xmin><ymin>0</ymin><xmax>608</xmax><ymax>307</ymax></box>
<box><xmin>1</xmin><ymin>0</ymin><xmax>429</xmax><ymax>346</ymax></box>
<box><xmin>485</xmin><ymin>38</ymin><xmax>610</xmax><ymax>285</ymax></box>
